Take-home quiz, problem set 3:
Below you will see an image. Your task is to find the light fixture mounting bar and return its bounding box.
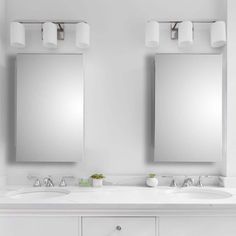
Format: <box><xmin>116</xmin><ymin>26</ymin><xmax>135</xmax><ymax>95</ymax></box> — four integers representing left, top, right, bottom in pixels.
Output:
<box><xmin>156</xmin><ymin>20</ymin><xmax>217</xmax><ymax>24</ymax></box>
<box><xmin>16</xmin><ymin>20</ymin><xmax>88</xmax><ymax>25</ymax></box>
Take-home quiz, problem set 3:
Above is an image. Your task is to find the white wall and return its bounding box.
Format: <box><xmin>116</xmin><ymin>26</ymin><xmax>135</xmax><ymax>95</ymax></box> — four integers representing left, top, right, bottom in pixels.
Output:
<box><xmin>5</xmin><ymin>0</ymin><xmax>227</xmax><ymax>184</ymax></box>
<box><xmin>0</xmin><ymin>0</ymin><xmax>7</xmax><ymax>187</ymax></box>
<box><xmin>226</xmin><ymin>0</ymin><xmax>236</xmax><ymax>176</ymax></box>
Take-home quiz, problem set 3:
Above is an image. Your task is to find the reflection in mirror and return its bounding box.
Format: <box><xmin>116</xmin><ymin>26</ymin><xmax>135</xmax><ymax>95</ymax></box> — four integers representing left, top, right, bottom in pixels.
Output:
<box><xmin>155</xmin><ymin>54</ymin><xmax>222</xmax><ymax>162</ymax></box>
<box><xmin>16</xmin><ymin>54</ymin><xmax>84</xmax><ymax>162</ymax></box>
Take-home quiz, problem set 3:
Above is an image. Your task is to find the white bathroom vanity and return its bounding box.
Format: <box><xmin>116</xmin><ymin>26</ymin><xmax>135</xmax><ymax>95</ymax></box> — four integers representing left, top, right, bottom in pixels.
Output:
<box><xmin>0</xmin><ymin>186</ymin><xmax>236</xmax><ymax>236</ymax></box>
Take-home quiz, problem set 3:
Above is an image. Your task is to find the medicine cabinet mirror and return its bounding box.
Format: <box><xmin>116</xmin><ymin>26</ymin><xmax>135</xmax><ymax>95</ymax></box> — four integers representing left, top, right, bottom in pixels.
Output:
<box><xmin>155</xmin><ymin>54</ymin><xmax>222</xmax><ymax>162</ymax></box>
<box><xmin>16</xmin><ymin>54</ymin><xmax>84</xmax><ymax>162</ymax></box>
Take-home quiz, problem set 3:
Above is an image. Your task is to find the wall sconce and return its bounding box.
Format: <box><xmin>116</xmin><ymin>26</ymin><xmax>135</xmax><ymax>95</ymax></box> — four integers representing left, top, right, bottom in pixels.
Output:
<box><xmin>76</xmin><ymin>22</ymin><xmax>90</xmax><ymax>49</ymax></box>
<box><xmin>10</xmin><ymin>20</ymin><xmax>90</xmax><ymax>49</ymax></box>
<box><xmin>145</xmin><ymin>20</ymin><xmax>227</xmax><ymax>49</ymax></box>
<box><xmin>211</xmin><ymin>21</ymin><xmax>226</xmax><ymax>48</ymax></box>
<box><xmin>10</xmin><ymin>22</ymin><xmax>25</xmax><ymax>48</ymax></box>
<box><xmin>145</xmin><ymin>20</ymin><xmax>159</xmax><ymax>48</ymax></box>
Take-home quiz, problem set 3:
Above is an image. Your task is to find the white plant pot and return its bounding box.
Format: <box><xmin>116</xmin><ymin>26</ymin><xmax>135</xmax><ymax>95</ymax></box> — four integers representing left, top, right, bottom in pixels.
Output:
<box><xmin>146</xmin><ymin>177</ymin><xmax>158</xmax><ymax>187</ymax></box>
<box><xmin>92</xmin><ymin>178</ymin><xmax>104</xmax><ymax>187</ymax></box>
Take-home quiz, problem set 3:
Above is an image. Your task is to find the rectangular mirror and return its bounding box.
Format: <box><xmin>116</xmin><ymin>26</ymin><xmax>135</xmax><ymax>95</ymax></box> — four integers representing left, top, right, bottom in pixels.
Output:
<box><xmin>155</xmin><ymin>54</ymin><xmax>222</xmax><ymax>162</ymax></box>
<box><xmin>16</xmin><ymin>54</ymin><xmax>84</xmax><ymax>162</ymax></box>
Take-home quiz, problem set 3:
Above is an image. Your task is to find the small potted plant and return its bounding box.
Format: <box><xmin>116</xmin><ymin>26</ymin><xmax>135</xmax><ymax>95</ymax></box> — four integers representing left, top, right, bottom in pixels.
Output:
<box><xmin>90</xmin><ymin>174</ymin><xmax>105</xmax><ymax>187</ymax></box>
<box><xmin>146</xmin><ymin>173</ymin><xmax>158</xmax><ymax>187</ymax></box>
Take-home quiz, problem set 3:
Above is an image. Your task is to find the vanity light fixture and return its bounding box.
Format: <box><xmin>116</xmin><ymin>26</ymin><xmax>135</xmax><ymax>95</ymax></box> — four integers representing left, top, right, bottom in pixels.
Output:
<box><xmin>210</xmin><ymin>21</ymin><xmax>226</xmax><ymax>48</ymax></box>
<box><xmin>10</xmin><ymin>22</ymin><xmax>25</xmax><ymax>48</ymax></box>
<box><xmin>145</xmin><ymin>20</ymin><xmax>160</xmax><ymax>48</ymax></box>
<box><xmin>145</xmin><ymin>20</ymin><xmax>227</xmax><ymax>49</ymax></box>
<box><xmin>10</xmin><ymin>20</ymin><xmax>90</xmax><ymax>49</ymax></box>
<box><xmin>76</xmin><ymin>22</ymin><xmax>90</xmax><ymax>49</ymax></box>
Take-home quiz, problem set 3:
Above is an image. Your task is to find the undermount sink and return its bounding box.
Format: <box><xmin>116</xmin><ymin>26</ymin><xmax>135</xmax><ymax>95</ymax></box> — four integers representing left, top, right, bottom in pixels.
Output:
<box><xmin>171</xmin><ymin>188</ymin><xmax>232</xmax><ymax>200</ymax></box>
<box><xmin>8</xmin><ymin>188</ymin><xmax>70</xmax><ymax>200</ymax></box>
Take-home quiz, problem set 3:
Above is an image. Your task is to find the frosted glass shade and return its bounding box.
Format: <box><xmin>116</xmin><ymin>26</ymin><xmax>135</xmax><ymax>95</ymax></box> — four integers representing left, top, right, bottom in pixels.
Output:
<box><xmin>76</xmin><ymin>22</ymin><xmax>90</xmax><ymax>48</ymax></box>
<box><xmin>178</xmin><ymin>21</ymin><xmax>193</xmax><ymax>48</ymax></box>
<box><xmin>145</xmin><ymin>20</ymin><xmax>159</xmax><ymax>48</ymax></box>
<box><xmin>43</xmin><ymin>22</ymin><xmax>57</xmax><ymax>48</ymax></box>
<box><xmin>10</xmin><ymin>22</ymin><xmax>25</xmax><ymax>48</ymax></box>
<box><xmin>211</xmin><ymin>21</ymin><xmax>226</xmax><ymax>48</ymax></box>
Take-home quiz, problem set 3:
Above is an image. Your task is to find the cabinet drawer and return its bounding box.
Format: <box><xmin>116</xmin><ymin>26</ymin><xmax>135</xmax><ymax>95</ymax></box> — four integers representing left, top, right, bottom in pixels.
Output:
<box><xmin>0</xmin><ymin>216</ymin><xmax>78</xmax><ymax>236</ymax></box>
<box><xmin>159</xmin><ymin>216</ymin><xmax>236</xmax><ymax>236</ymax></box>
<box><xmin>83</xmin><ymin>217</ymin><xmax>156</xmax><ymax>236</ymax></box>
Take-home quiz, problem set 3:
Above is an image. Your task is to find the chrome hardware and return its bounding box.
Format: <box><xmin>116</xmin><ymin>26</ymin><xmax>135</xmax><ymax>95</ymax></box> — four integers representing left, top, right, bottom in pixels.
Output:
<box><xmin>182</xmin><ymin>177</ymin><xmax>194</xmax><ymax>187</ymax></box>
<box><xmin>170</xmin><ymin>178</ymin><xmax>177</xmax><ymax>187</ymax></box>
<box><xmin>59</xmin><ymin>176</ymin><xmax>75</xmax><ymax>187</ymax></box>
<box><xmin>116</xmin><ymin>226</ymin><xmax>122</xmax><ymax>231</ymax></box>
<box><xmin>43</xmin><ymin>176</ymin><xmax>54</xmax><ymax>187</ymax></box>
<box><xmin>59</xmin><ymin>178</ymin><xmax>66</xmax><ymax>187</ymax></box>
<box><xmin>162</xmin><ymin>176</ymin><xmax>177</xmax><ymax>187</ymax></box>
<box><xmin>27</xmin><ymin>175</ymin><xmax>41</xmax><ymax>187</ymax></box>
<box><xmin>171</xmin><ymin>23</ymin><xmax>179</xmax><ymax>40</ymax></box>
<box><xmin>196</xmin><ymin>176</ymin><xmax>209</xmax><ymax>187</ymax></box>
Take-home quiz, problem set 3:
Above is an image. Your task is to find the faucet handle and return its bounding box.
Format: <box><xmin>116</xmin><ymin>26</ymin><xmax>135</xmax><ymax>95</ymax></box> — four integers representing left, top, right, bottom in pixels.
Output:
<box><xmin>196</xmin><ymin>175</ymin><xmax>209</xmax><ymax>187</ymax></box>
<box><xmin>59</xmin><ymin>176</ymin><xmax>75</xmax><ymax>187</ymax></box>
<box><xmin>162</xmin><ymin>176</ymin><xmax>177</xmax><ymax>187</ymax></box>
<box><xmin>27</xmin><ymin>175</ymin><xmax>41</xmax><ymax>187</ymax></box>
<box><xmin>170</xmin><ymin>178</ymin><xmax>177</xmax><ymax>187</ymax></box>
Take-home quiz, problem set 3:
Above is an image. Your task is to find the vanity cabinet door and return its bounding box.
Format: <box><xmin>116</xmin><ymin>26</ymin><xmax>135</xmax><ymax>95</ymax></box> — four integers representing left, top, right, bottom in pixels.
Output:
<box><xmin>0</xmin><ymin>216</ymin><xmax>79</xmax><ymax>236</ymax></box>
<box><xmin>159</xmin><ymin>216</ymin><xmax>236</xmax><ymax>236</ymax></box>
<box><xmin>83</xmin><ymin>217</ymin><xmax>156</xmax><ymax>236</ymax></box>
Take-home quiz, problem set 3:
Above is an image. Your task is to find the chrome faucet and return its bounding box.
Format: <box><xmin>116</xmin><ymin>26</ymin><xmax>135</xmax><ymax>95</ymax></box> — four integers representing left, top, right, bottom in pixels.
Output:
<box><xmin>182</xmin><ymin>177</ymin><xmax>194</xmax><ymax>187</ymax></box>
<box><xmin>43</xmin><ymin>176</ymin><xmax>54</xmax><ymax>187</ymax></box>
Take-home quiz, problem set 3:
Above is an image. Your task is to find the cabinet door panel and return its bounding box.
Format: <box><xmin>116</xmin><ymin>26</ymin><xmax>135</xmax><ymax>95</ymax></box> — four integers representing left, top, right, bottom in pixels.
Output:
<box><xmin>83</xmin><ymin>217</ymin><xmax>156</xmax><ymax>236</ymax></box>
<box><xmin>159</xmin><ymin>216</ymin><xmax>236</xmax><ymax>236</ymax></box>
<box><xmin>0</xmin><ymin>216</ymin><xmax>78</xmax><ymax>236</ymax></box>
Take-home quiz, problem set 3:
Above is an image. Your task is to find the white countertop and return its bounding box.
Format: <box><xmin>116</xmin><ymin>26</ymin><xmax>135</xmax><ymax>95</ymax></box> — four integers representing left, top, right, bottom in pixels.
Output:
<box><xmin>1</xmin><ymin>186</ymin><xmax>236</xmax><ymax>215</ymax></box>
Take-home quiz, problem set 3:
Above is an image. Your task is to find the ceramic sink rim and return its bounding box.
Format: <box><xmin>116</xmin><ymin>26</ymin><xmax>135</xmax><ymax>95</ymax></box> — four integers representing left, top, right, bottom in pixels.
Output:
<box><xmin>6</xmin><ymin>188</ymin><xmax>71</xmax><ymax>200</ymax></box>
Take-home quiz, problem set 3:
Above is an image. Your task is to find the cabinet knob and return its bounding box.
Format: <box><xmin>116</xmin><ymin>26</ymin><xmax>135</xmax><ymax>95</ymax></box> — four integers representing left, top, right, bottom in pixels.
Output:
<box><xmin>116</xmin><ymin>225</ymin><xmax>122</xmax><ymax>231</ymax></box>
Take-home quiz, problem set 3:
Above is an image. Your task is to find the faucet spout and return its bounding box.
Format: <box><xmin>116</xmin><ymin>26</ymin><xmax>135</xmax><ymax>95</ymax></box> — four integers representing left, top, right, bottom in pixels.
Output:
<box><xmin>182</xmin><ymin>177</ymin><xmax>194</xmax><ymax>187</ymax></box>
<box><xmin>43</xmin><ymin>176</ymin><xmax>54</xmax><ymax>187</ymax></box>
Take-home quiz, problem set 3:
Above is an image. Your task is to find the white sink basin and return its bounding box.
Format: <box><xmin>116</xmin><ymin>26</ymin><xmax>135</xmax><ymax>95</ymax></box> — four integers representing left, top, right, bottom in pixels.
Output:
<box><xmin>8</xmin><ymin>188</ymin><xmax>70</xmax><ymax>200</ymax></box>
<box><xmin>171</xmin><ymin>188</ymin><xmax>232</xmax><ymax>200</ymax></box>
